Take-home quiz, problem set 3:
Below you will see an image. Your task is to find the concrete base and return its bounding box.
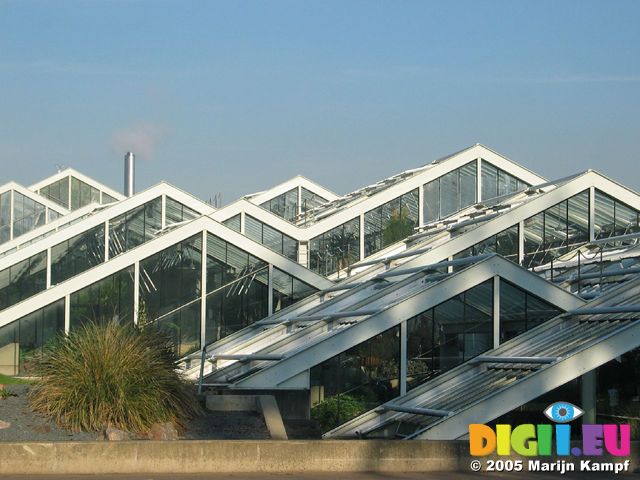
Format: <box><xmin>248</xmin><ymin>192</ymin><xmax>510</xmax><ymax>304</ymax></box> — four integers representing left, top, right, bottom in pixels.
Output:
<box><xmin>0</xmin><ymin>440</ymin><xmax>637</xmax><ymax>475</ymax></box>
<box><xmin>0</xmin><ymin>440</ymin><xmax>470</xmax><ymax>474</ymax></box>
<box><xmin>206</xmin><ymin>394</ymin><xmax>288</xmax><ymax>440</ymax></box>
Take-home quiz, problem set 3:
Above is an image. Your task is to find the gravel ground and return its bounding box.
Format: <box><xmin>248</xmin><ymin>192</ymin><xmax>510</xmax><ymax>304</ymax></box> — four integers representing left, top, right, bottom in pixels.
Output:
<box><xmin>0</xmin><ymin>384</ymin><xmax>270</xmax><ymax>442</ymax></box>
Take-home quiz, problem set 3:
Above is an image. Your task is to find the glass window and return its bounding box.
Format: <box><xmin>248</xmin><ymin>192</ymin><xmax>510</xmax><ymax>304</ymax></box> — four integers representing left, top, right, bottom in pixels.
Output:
<box><xmin>0</xmin><ymin>251</ymin><xmax>47</xmax><ymax>312</ymax></box>
<box><xmin>51</xmin><ymin>224</ymin><xmax>105</xmax><ymax>285</ymax></box>
<box><xmin>300</xmin><ymin>187</ymin><xmax>327</xmax><ymax>214</ymax></box>
<box><xmin>101</xmin><ymin>192</ymin><xmax>117</xmax><ymax>205</ymax></box>
<box><xmin>0</xmin><ymin>191</ymin><xmax>11</xmax><ymax>244</ymax></box>
<box><xmin>152</xmin><ymin>300</ymin><xmax>201</xmax><ymax>356</ymax></box>
<box><xmin>139</xmin><ymin>234</ymin><xmax>202</xmax><ymax>321</ymax></box>
<box><xmin>70</xmin><ymin>177</ymin><xmax>101</xmax><ymax>210</ymax></box>
<box><xmin>406</xmin><ymin>280</ymin><xmax>493</xmax><ymax>391</ymax></box>
<box><xmin>260</xmin><ymin>187</ymin><xmax>299</xmax><ymax>222</ymax></box>
<box><xmin>364</xmin><ymin>189</ymin><xmax>419</xmax><ymax>257</ymax></box>
<box><xmin>310</xmin><ymin>325</ymin><xmax>400</xmax><ymax>431</ymax></box>
<box><xmin>244</xmin><ymin>214</ymin><xmax>298</xmax><ymax>261</ymax></box>
<box><xmin>422</xmin><ymin>161</ymin><xmax>478</xmax><ymax>225</ymax></box>
<box><xmin>499</xmin><ymin>279</ymin><xmax>561</xmax><ymax>342</ymax></box>
<box><xmin>223</xmin><ymin>214</ymin><xmax>241</xmax><ymax>232</ymax></box>
<box><xmin>595</xmin><ymin>190</ymin><xmax>640</xmax><ymax>239</ymax></box>
<box><xmin>109</xmin><ymin>197</ymin><xmax>162</xmax><ymax>257</ymax></box>
<box><xmin>524</xmin><ymin>190</ymin><xmax>591</xmax><ymax>269</ymax></box>
<box><xmin>271</xmin><ymin>266</ymin><xmax>317</xmax><ymax>312</ymax></box>
<box><xmin>70</xmin><ymin>266</ymin><xmax>134</xmax><ymax>329</ymax></box>
<box><xmin>12</xmin><ymin>191</ymin><xmax>47</xmax><ymax>238</ymax></box>
<box><xmin>481</xmin><ymin>160</ymin><xmax>527</xmax><ymax>201</ymax></box>
<box><xmin>165</xmin><ymin>197</ymin><xmax>199</xmax><ymax>226</ymax></box>
<box><xmin>0</xmin><ymin>299</ymin><xmax>64</xmax><ymax>376</ymax></box>
<box><xmin>453</xmin><ymin>225</ymin><xmax>519</xmax><ymax>268</ymax></box>
<box><xmin>39</xmin><ymin>177</ymin><xmax>70</xmax><ymax>209</ymax></box>
<box><xmin>309</xmin><ymin>218</ymin><xmax>360</xmax><ymax>276</ymax></box>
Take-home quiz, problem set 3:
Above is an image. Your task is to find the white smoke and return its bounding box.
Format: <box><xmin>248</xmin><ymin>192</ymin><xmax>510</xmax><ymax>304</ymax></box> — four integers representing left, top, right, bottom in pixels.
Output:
<box><xmin>110</xmin><ymin>123</ymin><xmax>167</xmax><ymax>160</ymax></box>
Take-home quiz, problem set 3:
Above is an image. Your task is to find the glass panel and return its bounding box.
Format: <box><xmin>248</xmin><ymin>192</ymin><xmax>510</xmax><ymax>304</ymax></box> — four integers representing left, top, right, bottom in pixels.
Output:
<box><xmin>69</xmin><ymin>266</ymin><xmax>134</xmax><ymax>328</ymax></box>
<box><xmin>439</xmin><ymin>171</ymin><xmax>459</xmax><ymax>217</ymax></box>
<box><xmin>481</xmin><ymin>161</ymin><xmax>498</xmax><ymax>201</ymax></box>
<box><xmin>222</xmin><ymin>214</ymin><xmax>241</xmax><ymax>232</ymax></box>
<box><xmin>101</xmin><ymin>192</ymin><xmax>117</xmax><ymax>205</ymax></box>
<box><xmin>309</xmin><ymin>217</ymin><xmax>360</xmax><ymax>276</ymax></box>
<box><xmin>459</xmin><ymin>161</ymin><xmax>477</xmax><ymax>209</ymax></box>
<box><xmin>422</xmin><ymin>179</ymin><xmax>439</xmax><ymax>224</ymax></box>
<box><xmin>108</xmin><ymin>197</ymin><xmax>162</xmax><ymax>257</ymax></box>
<box><xmin>544</xmin><ymin>200</ymin><xmax>568</xmax><ymax>261</ymax></box>
<box><xmin>153</xmin><ymin>300</ymin><xmax>201</xmax><ymax>356</ymax></box>
<box><xmin>615</xmin><ymin>201</ymin><xmax>640</xmax><ymax>236</ymax></box>
<box><xmin>165</xmin><ymin>197</ymin><xmax>199</xmax><ymax>226</ymax></box>
<box><xmin>496</xmin><ymin>225</ymin><xmax>519</xmax><ymax>263</ymax></box>
<box><xmin>12</xmin><ymin>192</ymin><xmax>47</xmax><ymax>238</ymax></box>
<box><xmin>244</xmin><ymin>214</ymin><xmax>297</xmax><ymax>260</ymax></box>
<box><xmin>51</xmin><ymin>224</ymin><xmax>105</xmax><ymax>285</ymax></box>
<box><xmin>310</xmin><ymin>326</ymin><xmax>400</xmax><ymax>431</ymax></box>
<box><xmin>260</xmin><ymin>187</ymin><xmax>298</xmax><ymax>222</ymax></box>
<box><xmin>139</xmin><ymin>234</ymin><xmax>202</xmax><ymax>321</ymax></box>
<box><xmin>0</xmin><ymin>251</ymin><xmax>47</xmax><ymax>312</ymax></box>
<box><xmin>0</xmin><ymin>299</ymin><xmax>64</xmax><ymax>376</ymax></box>
<box><xmin>567</xmin><ymin>191</ymin><xmax>590</xmax><ymax>250</ymax></box>
<box><xmin>271</xmin><ymin>266</ymin><xmax>316</xmax><ymax>312</ymax></box>
<box><xmin>0</xmin><ymin>191</ymin><xmax>11</xmax><ymax>244</ymax></box>
<box><xmin>594</xmin><ymin>190</ymin><xmax>615</xmax><ymax>240</ymax></box>
<box><xmin>500</xmin><ymin>279</ymin><xmax>561</xmax><ymax>342</ymax></box>
<box><xmin>523</xmin><ymin>211</ymin><xmax>544</xmax><ymax>269</ymax></box>
<box><xmin>406</xmin><ymin>280</ymin><xmax>493</xmax><ymax>391</ymax></box>
<box><xmin>39</xmin><ymin>177</ymin><xmax>70</xmax><ymax>209</ymax></box>
<box><xmin>300</xmin><ymin>187</ymin><xmax>327</xmax><ymax>213</ymax></box>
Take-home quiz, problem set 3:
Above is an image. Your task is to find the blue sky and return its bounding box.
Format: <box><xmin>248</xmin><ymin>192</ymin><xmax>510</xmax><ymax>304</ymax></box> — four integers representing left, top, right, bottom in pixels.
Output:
<box><xmin>1</xmin><ymin>0</ymin><xmax>639</xmax><ymax>202</ymax></box>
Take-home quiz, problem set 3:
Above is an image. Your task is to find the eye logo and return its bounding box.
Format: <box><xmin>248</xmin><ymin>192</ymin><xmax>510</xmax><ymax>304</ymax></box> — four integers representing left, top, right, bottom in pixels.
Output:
<box><xmin>543</xmin><ymin>402</ymin><xmax>584</xmax><ymax>423</ymax></box>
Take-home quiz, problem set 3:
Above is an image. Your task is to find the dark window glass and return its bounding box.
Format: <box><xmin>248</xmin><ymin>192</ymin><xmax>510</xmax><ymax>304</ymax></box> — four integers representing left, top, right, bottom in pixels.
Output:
<box><xmin>165</xmin><ymin>197</ymin><xmax>199</xmax><ymax>226</ymax></box>
<box><xmin>0</xmin><ymin>191</ymin><xmax>11</xmax><ymax>244</ymax></box>
<box><xmin>364</xmin><ymin>189</ymin><xmax>419</xmax><ymax>257</ymax></box>
<box><xmin>244</xmin><ymin>214</ymin><xmax>298</xmax><ymax>261</ymax></box>
<box><xmin>152</xmin><ymin>300</ymin><xmax>201</xmax><ymax>357</ymax></box>
<box><xmin>39</xmin><ymin>177</ymin><xmax>70</xmax><ymax>209</ymax></box>
<box><xmin>12</xmin><ymin>192</ymin><xmax>47</xmax><ymax>238</ymax></box>
<box><xmin>260</xmin><ymin>187</ymin><xmax>299</xmax><ymax>222</ymax></box>
<box><xmin>406</xmin><ymin>280</ymin><xmax>493</xmax><ymax>391</ymax></box>
<box><xmin>51</xmin><ymin>224</ymin><xmax>105</xmax><ymax>285</ymax></box>
<box><xmin>595</xmin><ymin>189</ymin><xmax>640</xmax><ymax>240</ymax></box>
<box><xmin>309</xmin><ymin>218</ymin><xmax>360</xmax><ymax>276</ymax></box>
<box><xmin>70</xmin><ymin>266</ymin><xmax>134</xmax><ymax>328</ymax></box>
<box><xmin>271</xmin><ymin>266</ymin><xmax>317</xmax><ymax>312</ymax></box>
<box><xmin>499</xmin><ymin>279</ymin><xmax>561</xmax><ymax>342</ymax></box>
<box><xmin>109</xmin><ymin>197</ymin><xmax>162</xmax><ymax>257</ymax></box>
<box><xmin>310</xmin><ymin>325</ymin><xmax>400</xmax><ymax>431</ymax></box>
<box><xmin>0</xmin><ymin>299</ymin><xmax>64</xmax><ymax>376</ymax></box>
<box><xmin>139</xmin><ymin>234</ymin><xmax>202</xmax><ymax>321</ymax></box>
<box><xmin>0</xmin><ymin>251</ymin><xmax>47</xmax><ymax>312</ymax></box>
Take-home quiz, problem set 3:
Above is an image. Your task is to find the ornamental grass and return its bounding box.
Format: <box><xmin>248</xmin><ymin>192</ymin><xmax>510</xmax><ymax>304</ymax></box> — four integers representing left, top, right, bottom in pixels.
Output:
<box><xmin>28</xmin><ymin>321</ymin><xmax>202</xmax><ymax>434</ymax></box>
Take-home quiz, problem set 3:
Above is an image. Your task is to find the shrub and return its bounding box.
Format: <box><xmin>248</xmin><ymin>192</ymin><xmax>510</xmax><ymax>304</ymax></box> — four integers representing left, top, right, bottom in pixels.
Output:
<box><xmin>28</xmin><ymin>321</ymin><xmax>202</xmax><ymax>434</ymax></box>
<box><xmin>311</xmin><ymin>394</ymin><xmax>366</xmax><ymax>432</ymax></box>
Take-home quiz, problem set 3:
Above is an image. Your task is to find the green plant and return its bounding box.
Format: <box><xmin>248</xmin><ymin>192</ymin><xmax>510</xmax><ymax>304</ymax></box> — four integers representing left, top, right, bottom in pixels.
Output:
<box><xmin>311</xmin><ymin>394</ymin><xmax>366</xmax><ymax>432</ymax></box>
<box><xmin>28</xmin><ymin>321</ymin><xmax>202</xmax><ymax>434</ymax></box>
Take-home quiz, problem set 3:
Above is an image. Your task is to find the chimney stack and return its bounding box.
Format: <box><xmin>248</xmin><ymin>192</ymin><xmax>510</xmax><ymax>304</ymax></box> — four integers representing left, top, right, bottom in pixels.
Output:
<box><xmin>124</xmin><ymin>152</ymin><xmax>135</xmax><ymax>197</ymax></box>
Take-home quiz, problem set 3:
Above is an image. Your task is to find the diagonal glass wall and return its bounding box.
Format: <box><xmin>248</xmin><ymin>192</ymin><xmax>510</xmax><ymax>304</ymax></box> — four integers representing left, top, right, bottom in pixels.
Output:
<box><xmin>309</xmin><ymin>218</ymin><xmax>360</xmax><ymax>276</ymax></box>
<box><xmin>261</xmin><ymin>187</ymin><xmax>299</xmax><ymax>222</ymax></box>
<box><xmin>51</xmin><ymin>224</ymin><xmax>105</xmax><ymax>285</ymax></box>
<box><xmin>0</xmin><ymin>299</ymin><xmax>65</xmax><ymax>375</ymax></box>
<box><xmin>245</xmin><ymin>214</ymin><xmax>298</xmax><ymax>261</ymax></box>
<box><xmin>0</xmin><ymin>251</ymin><xmax>47</xmax><ymax>312</ymax></box>
<box><xmin>109</xmin><ymin>197</ymin><xmax>163</xmax><ymax>258</ymax></box>
<box><xmin>594</xmin><ymin>190</ymin><xmax>640</xmax><ymax>240</ymax></box>
<box><xmin>364</xmin><ymin>189</ymin><xmax>419</xmax><ymax>257</ymax></box>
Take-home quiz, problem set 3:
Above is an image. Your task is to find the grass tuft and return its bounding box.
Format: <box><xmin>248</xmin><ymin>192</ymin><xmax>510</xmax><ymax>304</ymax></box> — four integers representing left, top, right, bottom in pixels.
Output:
<box><xmin>28</xmin><ymin>321</ymin><xmax>202</xmax><ymax>434</ymax></box>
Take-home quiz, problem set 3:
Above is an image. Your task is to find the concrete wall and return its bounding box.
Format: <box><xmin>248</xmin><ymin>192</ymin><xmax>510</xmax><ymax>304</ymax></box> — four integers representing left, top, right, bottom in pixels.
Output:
<box><xmin>0</xmin><ymin>440</ymin><xmax>637</xmax><ymax>475</ymax></box>
<box><xmin>0</xmin><ymin>440</ymin><xmax>470</xmax><ymax>474</ymax></box>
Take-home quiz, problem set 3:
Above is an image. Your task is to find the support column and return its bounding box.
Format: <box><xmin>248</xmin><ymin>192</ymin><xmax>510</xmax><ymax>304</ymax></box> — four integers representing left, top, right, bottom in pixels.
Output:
<box><xmin>476</xmin><ymin>157</ymin><xmax>482</xmax><ymax>201</ymax></box>
<box><xmin>268</xmin><ymin>264</ymin><xmax>274</xmax><ymax>316</ymax></box>
<box><xmin>133</xmin><ymin>261</ymin><xmax>140</xmax><ymax>326</ymax></box>
<box><xmin>400</xmin><ymin>321</ymin><xmax>407</xmax><ymax>396</ymax></box>
<box><xmin>589</xmin><ymin>187</ymin><xmax>596</xmax><ymax>241</ymax></box>
<box><xmin>64</xmin><ymin>294</ymin><xmax>70</xmax><ymax>333</ymax></box>
<box><xmin>518</xmin><ymin>221</ymin><xmax>525</xmax><ymax>266</ymax></box>
<box><xmin>493</xmin><ymin>275</ymin><xmax>500</xmax><ymax>349</ymax></box>
<box><xmin>200</xmin><ymin>229</ymin><xmax>207</xmax><ymax>350</ymax></box>
<box><xmin>161</xmin><ymin>194</ymin><xmax>167</xmax><ymax>230</ymax></box>
<box><xmin>581</xmin><ymin>369</ymin><xmax>597</xmax><ymax>424</ymax></box>
<box><xmin>359</xmin><ymin>214</ymin><xmax>365</xmax><ymax>261</ymax></box>
<box><xmin>45</xmin><ymin>247</ymin><xmax>52</xmax><ymax>289</ymax></box>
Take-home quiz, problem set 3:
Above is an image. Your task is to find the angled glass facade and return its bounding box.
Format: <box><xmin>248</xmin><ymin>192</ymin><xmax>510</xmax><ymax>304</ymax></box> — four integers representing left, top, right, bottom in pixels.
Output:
<box><xmin>51</xmin><ymin>224</ymin><xmax>105</xmax><ymax>285</ymax></box>
<box><xmin>245</xmin><ymin>214</ymin><xmax>298</xmax><ymax>260</ymax></box>
<box><xmin>261</xmin><ymin>187</ymin><xmax>298</xmax><ymax>222</ymax></box>
<box><xmin>165</xmin><ymin>196</ymin><xmax>200</xmax><ymax>225</ymax></box>
<box><xmin>309</xmin><ymin>218</ymin><xmax>360</xmax><ymax>276</ymax></box>
<box><xmin>594</xmin><ymin>189</ymin><xmax>640</xmax><ymax>239</ymax></box>
<box><xmin>0</xmin><ymin>251</ymin><xmax>46</xmax><ymax>312</ymax></box>
<box><xmin>480</xmin><ymin>160</ymin><xmax>529</xmax><ymax>200</ymax></box>
<box><xmin>364</xmin><ymin>189</ymin><xmax>419</xmax><ymax>257</ymax></box>
<box><xmin>423</xmin><ymin>161</ymin><xmax>477</xmax><ymax>224</ymax></box>
<box><xmin>109</xmin><ymin>197</ymin><xmax>162</xmax><ymax>257</ymax></box>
